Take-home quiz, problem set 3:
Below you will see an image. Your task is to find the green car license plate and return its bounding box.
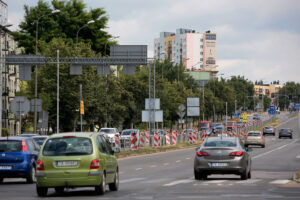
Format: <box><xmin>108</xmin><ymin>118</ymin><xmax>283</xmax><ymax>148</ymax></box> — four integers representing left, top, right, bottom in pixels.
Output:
<box><xmin>56</xmin><ymin>161</ymin><xmax>78</xmax><ymax>166</ymax></box>
<box><xmin>210</xmin><ymin>163</ymin><xmax>228</xmax><ymax>167</ymax></box>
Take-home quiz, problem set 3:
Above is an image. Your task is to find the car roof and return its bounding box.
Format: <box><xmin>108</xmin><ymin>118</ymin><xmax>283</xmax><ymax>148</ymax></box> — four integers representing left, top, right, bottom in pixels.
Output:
<box><xmin>206</xmin><ymin>136</ymin><xmax>237</xmax><ymax>141</ymax></box>
<box><xmin>122</xmin><ymin>129</ymin><xmax>138</xmax><ymax>131</ymax></box>
<box><xmin>32</xmin><ymin>135</ymin><xmax>49</xmax><ymax>138</ymax></box>
<box><xmin>0</xmin><ymin>137</ymin><xmax>29</xmax><ymax>141</ymax></box>
<box><xmin>48</xmin><ymin>132</ymin><xmax>97</xmax><ymax>138</ymax></box>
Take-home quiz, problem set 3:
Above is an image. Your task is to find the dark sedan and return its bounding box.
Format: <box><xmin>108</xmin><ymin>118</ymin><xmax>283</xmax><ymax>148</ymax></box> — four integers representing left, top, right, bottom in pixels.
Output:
<box><xmin>278</xmin><ymin>128</ymin><xmax>293</xmax><ymax>139</ymax></box>
<box><xmin>194</xmin><ymin>137</ymin><xmax>251</xmax><ymax>180</ymax></box>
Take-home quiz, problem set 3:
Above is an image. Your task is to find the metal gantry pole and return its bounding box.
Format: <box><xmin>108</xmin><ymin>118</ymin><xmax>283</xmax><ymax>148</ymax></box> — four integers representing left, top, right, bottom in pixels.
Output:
<box><xmin>0</xmin><ymin>30</ymin><xmax>2</xmax><ymax>136</ymax></box>
<box><xmin>225</xmin><ymin>102</ymin><xmax>228</xmax><ymax>130</ymax></box>
<box><xmin>80</xmin><ymin>84</ymin><xmax>83</xmax><ymax>132</ymax></box>
<box><xmin>202</xmin><ymin>86</ymin><xmax>205</xmax><ymax>121</ymax></box>
<box><xmin>154</xmin><ymin>62</ymin><xmax>156</xmax><ymax>129</ymax></box>
<box><xmin>148</xmin><ymin>63</ymin><xmax>151</xmax><ymax>133</ymax></box>
<box><xmin>57</xmin><ymin>50</ymin><xmax>59</xmax><ymax>133</ymax></box>
<box><xmin>34</xmin><ymin>19</ymin><xmax>39</xmax><ymax>134</ymax></box>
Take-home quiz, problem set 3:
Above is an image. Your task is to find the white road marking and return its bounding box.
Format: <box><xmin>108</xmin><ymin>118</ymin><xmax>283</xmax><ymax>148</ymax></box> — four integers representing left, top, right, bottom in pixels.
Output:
<box><xmin>253</xmin><ymin>139</ymin><xmax>298</xmax><ymax>159</ymax></box>
<box><xmin>135</xmin><ymin>168</ymin><xmax>142</xmax><ymax>171</ymax></box>
<box><xmin>236</xmin><ymin>179</ymin><xmax>262</xmax><ymax>184</ymax></box>
<box><xmin>150</xmin><ymin>165</ymin><xmax>157</xmax><ymax>168</ymax></box>
<box><xmin>163</xmin><ymin>163</ymin><xmax>170</xmax><ymax>166</ymax></box>
<box><xmin>217</xmin><ymin>184</ymin><xmax>223</xmax><ymax>186</ymax></box>
<box><xmin>186</xmin><ymin>157</ymin><xmax>191</xmax><ymax>160</ymax></box>
<box><xmin>202</xmin><ymin>180</ymin><xmax>226</xmax><ymax>184</ymax></box>
<box><xmin>296</xmin><ymin>155</ymin><xmax>300</xmax><ymax>159</ymax></box>
<box><xmin>120</xmin><ymin>178</ymin><xmax>144</xmax><ymax>184</ymax></box>
<box><xmin>269</xmin><ymin>179</ymin><xmax>290</xmax><ymax>184</ymax></box>
<box><xmin>163</xmin><ymin>179</ymin><xmax>194</xmax><ymax>186</ymax></box>
<box><xmin>176</xmin><ymin>160</ymin><xmax>181</xmax><ymax>163</ymax></box>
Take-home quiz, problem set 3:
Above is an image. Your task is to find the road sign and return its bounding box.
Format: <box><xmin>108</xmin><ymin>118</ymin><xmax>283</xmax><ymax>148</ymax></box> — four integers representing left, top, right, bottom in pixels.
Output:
<box><xmin>187</xmin><ymin>107</ymin><xmax>200</xmax><ymax>116</ymax></box>
<box><xmin>187</xmin><ymin>98</ymin><xmax>200</xmax><ymax>107</ymax></box>
<box><xmin>142</xmin><ymin>110</ymin><xmax>163</xmax><ymax>122</ymax></box>
<box><xmin>242</xmin><ymin>112</ymin><xmax>247</xmax><ymax>123</ymax></box>
<box><xmin>289</xmin><ymin>110</ymin><xmax>293</xmax><ymax>114</ymax></box>
<box><xmin>80</xmin><ymin>100</ymin><xmax>84</xmax><ymax>115</ymax></box>
<box><xmin>294</xmin><ymin>103</ymin><xmax>300</xmax><ymax>110</ymax></box>
<box><xmin>177</xmin><ymin>111</ymin><xmax>186</xmax><ymax>119</ymax></box>
<box><xmin>145</xmin><ymin>98</ymin><xmax>160</xmax><ymax>110</ymax></box>
<box><xmin>178</xmin><ymin>104</ymin><xmax>185</xmax><ymax>112</ymax></box>
<box><xmin>234</xmin><ymin>118</ymin><xmax>239</xmax><ymax>122</ymax></box>
<box><xmin>234</xmin><ymin>113</ymin><xmax>240</xmax><ymax>119</ymax></box>
<box><xmin>268</xmin><ymin>105</ymin><xmax>276</xmax><ymax>115</ymax></box>
<box><xmin>30</xmin><ymin>99</ymin><xmax>42</xmax><ymax>112</ymax></box>
<box><xmin>178</xmin><ymin>119</ymin><xmax>185</xmax><ymax>124</ymax></box>
<box><xmin>11</xmin><ymin>96</ymin><xmax>30</xmax><ymax>116</ymax></box>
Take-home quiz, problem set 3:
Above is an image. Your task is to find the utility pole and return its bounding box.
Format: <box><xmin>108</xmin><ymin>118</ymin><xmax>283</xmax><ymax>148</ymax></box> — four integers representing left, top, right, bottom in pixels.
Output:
<box><xmin>57</xmin><ymin>50</ymin><xmax>59</xmax><ymax>133</ymax></box>
<box><xmin>80</xmin><ymin>84</ymin><xmax>83</xmax><ymax>132</ymax></box>
<box><xmin>235</xmin><ymin>99</ymin><xmax>237</xmax><ymax>113</ymax></box>
<box><xmin>225</xmin><ymin>102</ymin><xmax>228</xmax><ymax>129</ymax></box>
<box><xmin>202</xmin><ymin>86</ymin><xmax>205</xmax><ymax>121</ymax></box>
<box><xmin>148</xmin><ymin>63</ymin><xmax>151</xmax><ymax>133</ymax></box>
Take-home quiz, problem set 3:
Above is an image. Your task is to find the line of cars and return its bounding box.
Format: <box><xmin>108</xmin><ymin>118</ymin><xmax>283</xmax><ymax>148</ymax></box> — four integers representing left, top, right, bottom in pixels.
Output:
<box><xmin>0</xmin><ymin>132</ymin><xmax>119</xmax><ymax>197</ymax></box>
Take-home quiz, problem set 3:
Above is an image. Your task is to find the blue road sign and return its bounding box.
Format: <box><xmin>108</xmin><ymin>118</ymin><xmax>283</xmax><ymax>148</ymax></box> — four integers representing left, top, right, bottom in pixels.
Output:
<box><xmin>289</xmin><ymin>110</ymin><xmax>293</xmax><ymax>114</ymax></box>
<box><xmin>234</xmin><ymin>113</ymin><xmax>240</xmax><ymax>119</ymax></box>
<box><xmin>294</xmin><ymin>103</ymin><xmax>300</xmax><ymax>110</ymax></box>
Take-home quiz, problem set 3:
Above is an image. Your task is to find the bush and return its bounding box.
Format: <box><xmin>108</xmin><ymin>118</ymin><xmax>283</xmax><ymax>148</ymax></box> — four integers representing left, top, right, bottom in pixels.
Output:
<box><xmin>1</xmin><ymin>128</ymin><xmax>8</xmax><ymax>137</ymax></box>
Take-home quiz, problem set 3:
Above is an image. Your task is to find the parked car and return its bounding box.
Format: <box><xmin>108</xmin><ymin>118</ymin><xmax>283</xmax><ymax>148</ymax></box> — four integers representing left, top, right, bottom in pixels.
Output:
<box><xmin>263</xmin><ymin>126</ymin><xmax>275</xmax><ymax>136</ymax></box>
<box><xmin>226</xmin><ymin>121</ymin><xmax>236</xmax><ymax>131</ymax></box>
<box><xmin>253</xmin><ymin>114</ymin><xmax>261</xmax><ymax>120</ymax></box>
<box><xmin>198</xmin><ymin>121</ymin><xmax>212</xmax><ymax>131</ymax></box>
<box><xmin>199</xmin><ymin>127</ymin><xmax>211</xmax><ymax>136</ymax></box>
<box><xmin>19</xmin><ymin>133</ymin><xmax>39</xmax><ymax>137</ymax></box>
<box><xmin>99</xmin><ymin>128</ymin><xmax>119</xmax><ymax>147</ymax></box>
<box><xmin>36</xmin><ymin>132</ymin><xmax>119</xmax><ymax>196</ymax></box>
<box><xmin>245</xmin><ymin>131</ymin><xmax>265</xmax><ymax>148</ymax></box>
<box><xmin>215</xmin><ymin>125</ymin><xmax>225</xmax><ymax>134</ymax></box>
<box><xmin>212</xmin><ymin>123</ymin><xmax>222</xmax><ymax>133</ymax></box>
<box><xmin>120</xmin><ymin>129</ymin><xmax>140</xmax><ymax>144</ymax></box>
<box><xmin>194</xmin><ymin>137</ymin><xmax>251</xmax><ymax>180</ymax></box>
<box><xmin>278</xmin><ymin>128</ymin><xmax>293</xmax><ymax>139</ymax></box>
<box><xmin>32</xmin><ymin>136</ymin><xmax>49</xmax><ymax>146</ymax></box>
<box><xmin>0</xmin><ymin>137</ymin><xmax>40</xmax><ymax>183</ymax></box>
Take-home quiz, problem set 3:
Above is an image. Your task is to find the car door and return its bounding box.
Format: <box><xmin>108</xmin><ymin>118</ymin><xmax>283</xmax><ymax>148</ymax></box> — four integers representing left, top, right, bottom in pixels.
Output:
<box><xmin>26</xmin><ymin>139</ymin><xmax>39</xmax><ymax>165</ymax></box>
<box><xmin>101</xmin><ymin>135</ymin><xmax>117</xmax><ymax>183</ymax></box>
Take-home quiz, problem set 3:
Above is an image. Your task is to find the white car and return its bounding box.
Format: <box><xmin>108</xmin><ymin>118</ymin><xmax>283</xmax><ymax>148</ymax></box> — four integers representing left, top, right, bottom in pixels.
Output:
<box><xmin>99</xmin><ymin>128</ymin><xmax>119</xmax><ymax>146</ymax></box>
<box><xmin>120</xmin><ymin>129</ymin><xmax>140</xmax><ymax>143</ymax></box>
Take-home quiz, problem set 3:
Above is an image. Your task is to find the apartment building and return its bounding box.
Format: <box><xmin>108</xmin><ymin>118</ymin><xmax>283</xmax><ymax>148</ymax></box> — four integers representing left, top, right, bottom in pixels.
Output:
<box><xmin>154</xmin><ymin>28</ymin><xmax>217</xmax><ymax>72</ymax></box>
<box><xmin>1</xmin><ymin>0</ymin><xmax>20</xmax><ymax>136</ymax></box>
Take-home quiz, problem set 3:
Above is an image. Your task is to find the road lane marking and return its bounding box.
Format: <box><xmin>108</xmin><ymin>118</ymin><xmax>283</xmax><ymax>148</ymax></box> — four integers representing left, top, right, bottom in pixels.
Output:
<box><xmin>135</xmin><ymin>168</ymin><xmax>142</xmax><ymax>171</ymax></box>
<box><xmin>163</xmin><ymin>163</ymin><xmax>169</xmax><ymax>166</ymax></box>
<box><xmin>163</xmin><ymin>179</ymin><xmax>194</xmax><ymax>186</ymax></box>
<box><xmin>202</xmin><ymin>180</ymin><xmax>226</xmax><ymax>184</ymax></box>
<box><xmin>186</xmin><ymin>157</ymin><xmax>191</xmax><ymax>160</ymax></box>
<box><xmin>253</xmin><ymin>139</ymin><xmax>298</xmax><ymax>159</ymax></box>
<box><xmin>176</xmin><ymin>160</ymin><xmax>181</xmax><ymax>163</ymax></box>
<box><xmin>120</xmin><ymin>178</ymin><xmax>144</xmax><ymax>184</ymax></box>
<box><xmin>236</xmin><ymin>179</ymin><xmax>262</xmax><ymax>184</ymax></box>
<box><xmin>269</xmin><ymin>180</ymin><xmax>290</xmax><ymax>184</ymax></box>
<box><xmin>150</xmin><ymin>165</ymin><xmax>157</xmax><ymax>168</ymax></box>
<box><xmin>296</xmin><ymin>155</ymin><xmax>300</xmax><ymax>159</ymax></box>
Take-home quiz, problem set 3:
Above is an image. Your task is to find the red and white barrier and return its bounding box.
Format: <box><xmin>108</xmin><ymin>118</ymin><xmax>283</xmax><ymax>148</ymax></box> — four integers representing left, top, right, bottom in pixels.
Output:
<box><xmin>166</xmin><ymin>134</ymin><xmax>171</xmax><ymax>146</ymax></box>
<box><xmin>145</xmin><ymin>131</ymin><xmax>150</xmax><ymax>144</ymax></box>
<box><xmin>153</xmin><ymin>131</ymin><xmax>161</xmax><ymax>147</ymax></box>
<box><xmin>172</xmin><ymin>131</ymin><xmax>177</xmax><ymax>145</ymax></box>
<box><xmin>115</xmin><ymin>133</ymin><xmax>120</xmax><ymax>149</ymax></box>
<box><xmin>193</xmin><ymin>131</ymin><xmax>197</xmax><ymax>144</ymax></box>
<box><xmin>201</xmin><ymin>130</ymin><xmax>207</xmax><ymax>141</ymax></box>
<box><xmin>130</xmin><ymin>132</ymin><xmax>138</xmax><ymax>150</ymax></box>
<box><xmin>139</xmin><ymin>132</ymin><xmax>145</xmax><ymax>148</ymax></box>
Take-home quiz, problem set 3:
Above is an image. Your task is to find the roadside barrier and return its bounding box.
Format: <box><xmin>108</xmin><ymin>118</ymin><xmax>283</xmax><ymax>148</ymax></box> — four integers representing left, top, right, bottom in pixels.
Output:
<box><xmin>145</xmin><ymin>131</ymin><xmax>150</xmax><ymax>144</ymax></box>
<box><xmin>115</xmin><ymin>133</ymin><xmax>120</xmax><ymax>149</ymax></box>
<box><xmin>130</xmin><ymin>132</ymin><xmax>138</xmax><ymax>150</ymax></box>
<box><xmin>166</xmin><ymin>134</ymin><xmax>171</xmax><ymax>146</ymax></box>
<box><xmin>139</xmin><ymin>132</ymin><xmax>145</xmax><ymax>148</ymax></box>
<box><xmin>154</xmin><ymin>131</ymin><xmax>161</xmax><ymax>147</ymax></box>
<box><xmin>172</xmin><ymin>131</ymin><xmax>177</xmax><ymax>145</ymax></box>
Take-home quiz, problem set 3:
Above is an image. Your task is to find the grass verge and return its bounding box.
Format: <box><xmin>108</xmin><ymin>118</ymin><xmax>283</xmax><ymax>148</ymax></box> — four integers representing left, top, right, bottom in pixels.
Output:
<box><xmin>255</xmin><ymin>118</ymin><xmax>280</xmax><ymax>132</ymax></box>
<box><xmin>115</xmin><ymin>141</ymin><xmax>201</xmax><ymax>159</ymax></box>
<box><xmin>296</xmin><ymin>170</ymin><xmax>300</xmax><ymax>180</ymax></box>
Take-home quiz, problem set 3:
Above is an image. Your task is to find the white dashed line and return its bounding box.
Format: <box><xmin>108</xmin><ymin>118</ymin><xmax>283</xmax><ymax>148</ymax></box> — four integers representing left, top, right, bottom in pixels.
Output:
<box><xmin>176</xmin><ymin>160</ymin><xmax>181</xmax><ymax>163</ymax></box>
<box><xmin>120</xmin><ymin>178</ymin><xmax>144</xmax><ymax>184</ymax></box>
<box><xmin>150</xmin><ymin>165</ymin><xmax>157</xmax><ymax>168</ymax></box>
<box><xmin>202</xmin><ymin>180</ymin><xmax>226</xmax><ymax>184</ymax></box>
<box><xmin>186</xmin><ymin>157</ymin><xmax>191</xmax><ymax>160</ymax></box>
<box><xmin>163</xmin><ymin>179</ymin><xmax>194</xmax><ymax>186</ymax></box>
<box><xmin>296</xmin><ymin>155</ymin><xmax>300</xmax><ymax>159</ymax></box>
<box><xmin>269</xmin><ymin>180</ymin><xmax>290</xmax><ymax>184</ymax></box>
<box><xmin>236</xmin><ymin>179</ymin><xmax>262</xmax><ymax>184</ymax></box>
<box><xmin>163</xmin><ymin>163</ymin><xmax>170</xmax><ymax>166</ymax></box>
<box><xmin>135</xmin><ymin>168</ymin><xmax>142</xmax><ymax>171</ymax></box>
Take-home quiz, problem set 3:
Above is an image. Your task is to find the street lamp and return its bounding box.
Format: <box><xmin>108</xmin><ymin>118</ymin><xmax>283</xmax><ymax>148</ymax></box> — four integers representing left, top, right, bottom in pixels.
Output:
<box><xmin>104</xmin><ymin>36</ymin><xmax>119</xmax><ymax>57</ymax></box>
<box><xmin>76</xmin><ymin>20</ymin><xmax>95</xmax><ymax>44</ymax></box>
<box><xmin>0</xmin><ymin>23</ymin><xmax>13</xmax><ymax>136</ymax></box>
<box><xmin>34</xmin><ymin>9</ymin><xmax>60</xmax><ymax>134</ymax></box>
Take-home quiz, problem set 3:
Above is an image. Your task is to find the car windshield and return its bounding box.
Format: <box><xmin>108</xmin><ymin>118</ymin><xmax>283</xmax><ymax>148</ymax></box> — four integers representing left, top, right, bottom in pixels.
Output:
<box><xmin>33</xmin><ymin>137</ymin><xmax>47</xmax><ymax>146</ymax></box>
<box><xmin>121</xmin><ymin>130</ymin><xmax>134</xmax><ymax>136</ymax></box>
<box><xmin>280</xmin><ymin>129</ymin><xmax>290</xmax><ymax>132</ymax></box>
<box><xmin>204</xmin><ymin>140</ymin><xmax>236</xmax><ymax>147</ymax></box>
<box><xmin>200</xmin><ymin>123</ymin><xmax>210</xmax><ymax>127</ymax></box>
<box><xmin>43</xmin><ymin>137</ymin><xmax>93</xmax><ymax>156</ymax></box>
<box><xmin>216</xmin><ymin>126</ymin><xmax>224</xmax><ymax>129</ymax></box>
<box><xmin>265</xmin><ymin>127</ymin><xmax>271</xmax><ymax>129</ymax></box>
<box><xmin>100</xmin><ymin>129</ymin><xmax>115</xmax><ymax>134</ymax></box>
<box><xmin>0</xmin><ymin>140</ymin><xmax>22</xmax><ymax>152</ymax></box>
<box><xmin>248</xmin><ymin>132</ymin><xmax>261</xmax><ymax>136</ymax></box>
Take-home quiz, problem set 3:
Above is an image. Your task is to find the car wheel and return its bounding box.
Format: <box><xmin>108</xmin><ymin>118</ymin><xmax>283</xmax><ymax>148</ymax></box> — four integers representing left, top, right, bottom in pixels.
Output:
<box><xmin>201</xmin><ymin>173</ymin><xmax>208</xmax><ymax>180</ymax></box>
<box><xmin>109</xmin><ymin>169</ymin><xmax>119</xmax><ymax>191</ymax></box>
<box><xmin>55</xmin><ymin>187</ymin><xmax>64</xmax><ymax>194</ymax></box>
<box><xmin>261</xmin><ymin>144</ymin><xmax>265</xmax><ymax>148</ymax></box>
<box><xmin>273</xmin><ymin>133</ymin><xmax>275</xmax><ymax>136</ymax></box>
<box><xmin>241</xmin><ymin>170</ymin><xmax>248</xmax><ymax>180</ymax></box>
<box><xmin>290</xmin><ymin>136</ymin><xmax>293</xmax><ymax>139</ymax></box>
<box><xmin>248</xmin><ymin>170</ymin><xmax>251</xmax><ymax>179</ymax></box>
<box><xmin>279</xmin><ymin>136</ymin><xmax>281</xmax><ymax>139</ymax></box>
<box><xmin>36</xmin><ymin>186</ymin><xmax>48</xmax><ymax>197</ymax></box>
<box><xmin>0</xmin><ymin>178</ymin><xmax>3</xmax><ymax>183</ymax></box>
<box><xmin>194</xmin><ymin>170</ymin><xmax>201</xmax><ymax>180</ymax></box>
<box><xmin>27</xmin><ymin>166</ymin><xmax>36</xmax><ymax>183</ymax></box>
<box><xmin>95</xmin><ymin>173</ymin><xmax>106</xmax><ymax>195</ymax></box>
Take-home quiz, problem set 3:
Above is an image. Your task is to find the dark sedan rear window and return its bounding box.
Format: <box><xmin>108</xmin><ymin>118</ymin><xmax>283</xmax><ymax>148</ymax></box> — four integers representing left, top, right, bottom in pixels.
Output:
<box><xmin>280</xmin><ymin>129</ymin><xmax>290</xmax><ymax>132</ymax></box>
<box><xmin>204</xmin><ymin>140</ymin><xmax>236</xmax><ymax>147</ymax></box>
<box><xmin>43</xmin><ymin>137</ymin><xmax>93</xmax><ymax>156</ymax></box>
<box><xmin>0</xmin><ymin>140</ymin><xmax>22</xmax><ymax>152</ymax></box>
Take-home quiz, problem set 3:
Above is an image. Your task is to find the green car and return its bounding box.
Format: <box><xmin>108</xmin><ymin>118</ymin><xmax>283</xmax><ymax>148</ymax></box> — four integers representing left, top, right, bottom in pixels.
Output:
<box><xmin>36</xmin><ymin>132</ymin><xmax>119</xmax><ymax>197</ymax></box>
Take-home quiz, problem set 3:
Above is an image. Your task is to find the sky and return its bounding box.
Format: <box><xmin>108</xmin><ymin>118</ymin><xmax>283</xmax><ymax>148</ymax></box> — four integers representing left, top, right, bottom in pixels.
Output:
<box><xmin>6</xmin><ymin>0</ymin><xmax>300</xmax><ymax>84</ymax></box>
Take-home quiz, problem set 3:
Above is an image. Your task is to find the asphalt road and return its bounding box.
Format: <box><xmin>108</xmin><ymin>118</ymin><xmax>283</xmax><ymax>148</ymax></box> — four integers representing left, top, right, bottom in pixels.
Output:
<box><xmin>1</xmin><ymin>113</ymin><xmax>299</xmax><ymax>200</ymax></box>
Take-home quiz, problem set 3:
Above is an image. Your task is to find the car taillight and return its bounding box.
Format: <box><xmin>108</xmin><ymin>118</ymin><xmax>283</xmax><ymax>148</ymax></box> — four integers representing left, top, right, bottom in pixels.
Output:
<box><xmin>196</xmin><ymin>151</ymin><xmax>209</xmax><ymax>157</ymax></box>
<box><xmin>21</xmin><ymin>141</ymin><xmax>27</xmax><ymax>152</ymax></box>
<box><xmin>246</xmin><ymin>135</ymin><xmax>248</xmax><ymax>139</ymax></box>
<box><xmin>37</xmin><ymin>160</ymin><xmax>45</xmax><ymax>171</ymax></box>
<box><xmin>229</xmin><ymin>151</ymin><xmax>244</xmax><ymax>157</ymax></box>
<box><xmin>90</xmin><ymin>159</ymin><xmax>100</xmax><ymax>169</ymax></box>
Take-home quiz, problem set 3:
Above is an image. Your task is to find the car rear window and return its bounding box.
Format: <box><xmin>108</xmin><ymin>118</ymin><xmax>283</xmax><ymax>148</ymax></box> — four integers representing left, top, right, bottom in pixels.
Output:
<box><xmin>280</xmin><ymin>129</ymin><xmax>290</xmax><ymax>132</ymax></box>
<box><xmin>121</xmin><ymin>131</ymin><xmax>132</xmax><ymax>136</ymax></box>
<box><xmin>248</xmin><ymin>132</ymin><xmax>261</xmax><ymax>136</ymax></box>
<box><xmin>43</xmin><ymin>137</ymin><xmax>93</xmax><ymax>156</ymax></box>
<box><xmin>100</xmin><ymin>129</ymin><xmax>115</xmax><ymax>134</ymax></box>
<box><xmin>204</xmin><ymin>140</ymin><xmax>236</xmax><ymax>147</ymax></box>
<box><xmin>33</xmin><ymin>137</ymin><xmax>47</xmax><ymax>146</ymax></box>
<box><xmin>0</xmin><ymin>140</ymin><xmax>22</xmax><ymax>152</ymax></box>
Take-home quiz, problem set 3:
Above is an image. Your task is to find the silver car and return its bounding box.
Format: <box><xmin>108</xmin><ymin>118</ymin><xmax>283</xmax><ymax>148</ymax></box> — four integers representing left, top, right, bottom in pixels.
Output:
<box><xmin>194</xmin><ymin>137</ymin><xmax>251</xmax><ymax>180</ymax></box>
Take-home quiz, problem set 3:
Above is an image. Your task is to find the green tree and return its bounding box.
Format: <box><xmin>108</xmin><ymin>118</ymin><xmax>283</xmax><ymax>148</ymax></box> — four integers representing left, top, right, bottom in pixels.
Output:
<box><xmin>13</xmin><ymin>0</ymin><xmax>114</xmax><ymax>54</ymax></box>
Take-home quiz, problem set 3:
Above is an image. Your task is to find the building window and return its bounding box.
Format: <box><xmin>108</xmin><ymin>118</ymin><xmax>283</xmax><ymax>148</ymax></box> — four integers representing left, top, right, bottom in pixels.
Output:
<box><xmin>205</xmin><ymin>34</ymin><xmax>216</xmax><ymax>40</ymax></box>
<box><xmin>200</xmin><ymin>51</ymin><xmax>203</xmax><ymax>55</ymax></box>
<box><xmin>201</xmin><ymin>39</ymin><xmax>203</xmax><ymax>42</ymax></box>
<box><xmin>200</xmin><ymin>58</ymin><xmax>203</xmax><ymax>61</ymax></box>
<box><xmin>200</xmin><ymin>45</ymin><xmax>203</xmax><ymax>48</ymax></box>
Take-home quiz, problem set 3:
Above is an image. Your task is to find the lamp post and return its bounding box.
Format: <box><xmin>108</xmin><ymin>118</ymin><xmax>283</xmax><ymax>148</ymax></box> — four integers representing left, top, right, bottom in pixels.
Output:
<box><xmin>76</xmin><ymin>20</ymin><xmax>95</xmax><ymax>44</ymax></box>
<box><xmin>0</xmin><ymin>23</ymin><xmax>13</xmax><ymax>137</ymax></box>
<box><xmin>34</xmin><ymin>9</ymin><xmax>60</xmax><ymax>134</ymax></box>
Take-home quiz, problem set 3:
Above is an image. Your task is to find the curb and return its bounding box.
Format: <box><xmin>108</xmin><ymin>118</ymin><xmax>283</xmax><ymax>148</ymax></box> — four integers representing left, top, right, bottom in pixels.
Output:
<box><xmin>293</xmin><ymin>173</ymin><xmax>300</xmax><ymax>183</ymax></box>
